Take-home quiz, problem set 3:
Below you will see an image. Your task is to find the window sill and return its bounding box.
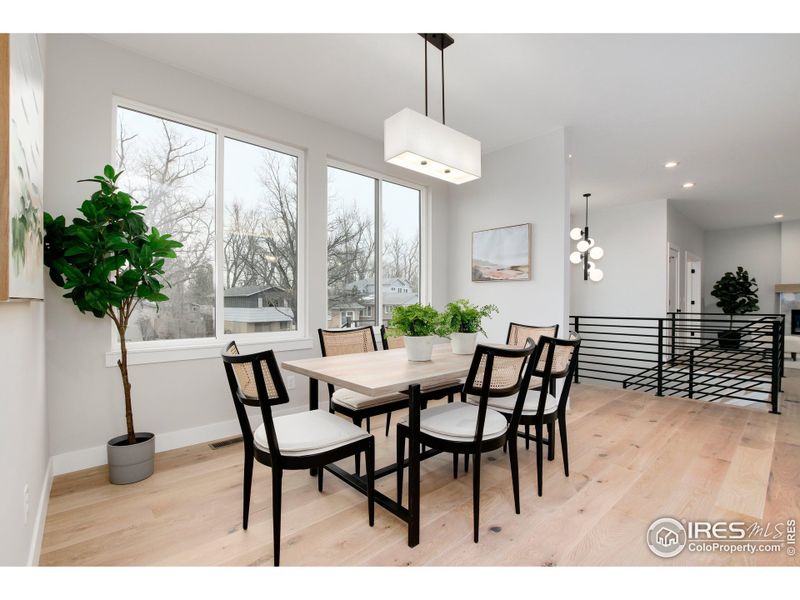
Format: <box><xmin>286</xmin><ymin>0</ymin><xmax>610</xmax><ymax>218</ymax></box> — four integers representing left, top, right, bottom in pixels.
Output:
<box><xmin>104</xmin><ymin>335</ymin><xmax>314</xmax><ymax>367</ymax></box>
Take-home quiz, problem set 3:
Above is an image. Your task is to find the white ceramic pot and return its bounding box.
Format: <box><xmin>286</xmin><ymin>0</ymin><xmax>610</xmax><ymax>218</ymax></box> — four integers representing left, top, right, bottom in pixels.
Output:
<box><xmin>450</xmin><ymin>332</ymin><xmax>478</xmax><ymax>355</ymax></box>
<box><xmin>404</xmin><ymin>335</ymin><xmax>434</xmax><ymax>361</ymax></box>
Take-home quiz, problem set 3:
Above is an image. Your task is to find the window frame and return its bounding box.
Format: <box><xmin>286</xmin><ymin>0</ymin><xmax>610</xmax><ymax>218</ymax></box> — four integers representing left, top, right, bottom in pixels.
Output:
<box><xmin>326</xmin><ymin>159</ymin><xmax>429</xmax><ymax>328</ymax></box>
<box><xmin>108</xmin><ymin>97</ymin><xmax>308</xmax><ymax>364</ymax></box>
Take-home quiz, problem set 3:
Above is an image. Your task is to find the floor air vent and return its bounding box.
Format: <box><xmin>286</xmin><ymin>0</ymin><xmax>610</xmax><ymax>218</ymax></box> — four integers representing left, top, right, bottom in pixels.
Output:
<box><xmin>209</xmin><ymin>436</ymin><xmax>243</xmax><ymax>450</ymax></box>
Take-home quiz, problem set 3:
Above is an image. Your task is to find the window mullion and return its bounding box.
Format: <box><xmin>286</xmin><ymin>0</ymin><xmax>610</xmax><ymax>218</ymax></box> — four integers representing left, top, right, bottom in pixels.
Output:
<box><xmin>375</xmin><ymin>177</ymin><xmax>382</xmax><ymax>327</ymax></box>
<box><xmin>214</xmin><ymin>132</ymin><xmax>225</xmax><ymax>340</ymax></box>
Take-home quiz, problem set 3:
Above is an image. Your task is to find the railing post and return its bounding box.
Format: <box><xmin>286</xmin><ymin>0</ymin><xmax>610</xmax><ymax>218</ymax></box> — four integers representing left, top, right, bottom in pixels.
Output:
<box><xmin>573</xmin><ymin>316</ymin><xmax>580</xmax><ymax>384</ymax></box>
<box><xmin>657</xmin><ymin>318</ymin><xmax>664</xmax><ymax>397</ymax></box>
<box><xmin>670</xmin><ymin>312</ymin><xmax>676</xmax><ymax>363</ymax></box>
<box><xmin>688</xmin><ymin>349</ymin><xmax>694</xmax><ymax>399</ymax></box>
<box><xmin>771</xmin><ymin>319</ymin><xmax>781</xmax><ymax>414</ymax></box>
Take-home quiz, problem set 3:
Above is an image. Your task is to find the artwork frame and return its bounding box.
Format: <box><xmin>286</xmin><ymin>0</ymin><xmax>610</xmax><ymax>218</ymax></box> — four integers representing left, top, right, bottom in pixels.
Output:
<box><xmin>1</xmin><ymin>33</ymin><xmax>45</xmax><ymax>301</ymax></box>
<box><xmin>471</xmin><ymin>223</ymin><xmax>532</xmax><ymax>282</ymax></box>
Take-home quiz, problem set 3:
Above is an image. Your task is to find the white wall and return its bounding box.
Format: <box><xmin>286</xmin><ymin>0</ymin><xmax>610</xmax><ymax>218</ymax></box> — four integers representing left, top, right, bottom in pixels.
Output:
<box><xmin>703</xmin><ymin>223</ymin><xmax>781</xmax><ymax>313</ymax></box>
<box><xmin>780</xmin><ymin>219</ymin><xmax>800</xmax><ymax>283</ymax></box>
<box><xmin>44</xmin><ymin>34</ymin><xmax>450</xmax><ymax>471</ymax></box>
<box><xmin>447</xmin><ymin>130</ymin><xmax>570</xmax><ymax>341</ymax></box>
<box><xmin>570</xmin><ymin>199</ymin><xmax>668</xmax><ymax>317</ymax></box>
<box><xmin>0</xmin><ymin>35</ymin><xmax>50</xmax><ymax>566</ymax></box>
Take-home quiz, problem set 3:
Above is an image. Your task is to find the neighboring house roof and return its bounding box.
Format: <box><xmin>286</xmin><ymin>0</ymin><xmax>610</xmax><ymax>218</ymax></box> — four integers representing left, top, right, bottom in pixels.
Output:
<box><xmin>224</xmin><ymin>285</ymin><xmax>285</xmax><ymax>297</ymax></box>
<box><xmin>382</xmin><ymin>292</ymin><xmax>418</xmax><ymax>306</ymax></box>
<box><xmin>328</xmin><ymin>298</ymin><xmax>368</xmax><ymax>310</ymax></box>
<box><xmin>223</xmin><ymin>307</ymin><xmax>294</xmax><ymax>323</ymax></box>
<box><xmin>346</xmin><ymin>277</ymin><xmax>413</xmax><ymax>290</ymax></box>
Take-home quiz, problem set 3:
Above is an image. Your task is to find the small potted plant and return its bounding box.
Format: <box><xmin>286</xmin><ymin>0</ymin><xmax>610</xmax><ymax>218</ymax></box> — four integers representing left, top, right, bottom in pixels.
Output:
<box><xmin>710</xmin><ymin>266</ymin><xmax>759</xmax><ymax>350</ymax></box>
<box><xmin>387</xmin><ymin>303</ymin><xmax>449</xmax><ymax>361</ymax></box>
<box><xmin>44</xmin><ymin>165</ymin><xmax>182</xmax><ymax>484</ymax></box>
<box><xmin>443</xmin><ymin>299</ymin><xmax>499</xmax><ymax>354</ymax></box>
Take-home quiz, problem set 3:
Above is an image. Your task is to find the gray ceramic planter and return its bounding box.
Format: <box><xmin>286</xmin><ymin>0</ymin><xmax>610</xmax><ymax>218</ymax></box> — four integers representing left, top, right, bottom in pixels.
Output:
<box><xmin>107</xmin><ymin>432</ymin><xmax>155</xmax><ymax>485</ymax></box>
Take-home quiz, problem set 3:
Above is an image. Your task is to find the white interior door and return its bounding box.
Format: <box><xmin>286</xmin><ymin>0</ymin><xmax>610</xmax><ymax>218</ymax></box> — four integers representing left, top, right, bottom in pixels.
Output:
<box><xmin>684</xmin><ymin>253</ymin><xmax>702</xmax><ymax>346</ymax></box>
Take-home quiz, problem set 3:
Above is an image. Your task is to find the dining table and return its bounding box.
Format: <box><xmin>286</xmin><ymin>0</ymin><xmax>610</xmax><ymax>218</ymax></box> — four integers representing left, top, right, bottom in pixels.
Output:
<box><xmin>281</xmin><ymin>342</ymin><xmax>474</xmax><ymax>547</ymax></box>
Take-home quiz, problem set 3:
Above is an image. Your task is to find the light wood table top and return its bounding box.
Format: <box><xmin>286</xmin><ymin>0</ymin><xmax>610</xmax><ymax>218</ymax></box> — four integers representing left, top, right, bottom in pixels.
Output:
<box><xmin>281</xmin><ymin>343</ymin><xmax>473</xmax><ymax>396</ymax></box>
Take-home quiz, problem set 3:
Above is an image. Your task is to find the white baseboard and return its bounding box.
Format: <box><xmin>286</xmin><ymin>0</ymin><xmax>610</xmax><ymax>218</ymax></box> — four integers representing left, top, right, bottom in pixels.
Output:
<box><xmin>51</xmin><ymin>417</ymin><xmax>256</xmax><ymax>476</ymax></box>
<box><xmin>27</xmin><ymin>457</ymin><xmax>53</xmax><ymax>566</ymax></box>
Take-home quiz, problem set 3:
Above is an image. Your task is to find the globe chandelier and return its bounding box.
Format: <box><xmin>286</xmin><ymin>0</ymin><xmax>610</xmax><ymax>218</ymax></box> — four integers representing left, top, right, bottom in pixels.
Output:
<box><xmin>569</xmin><ymin>193</ymin><xmax>604</xmax><ymax>282</ymax></box>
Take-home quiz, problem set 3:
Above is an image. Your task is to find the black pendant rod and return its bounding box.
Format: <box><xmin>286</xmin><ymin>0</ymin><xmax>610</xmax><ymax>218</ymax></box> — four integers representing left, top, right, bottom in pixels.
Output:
<box><xmin>441</xmin><ymin>47</ymin><xmax>446</xmax><ymax>125</ymax></box>
<box><xmin>424</xmin><ymin>37</ymin><xmax>428</xmax><ymax>117</ymax></box>
<box><xmin>419</xmin><ymin>34</ymin><xmax>454</xmax><ymax>124</ymax></box>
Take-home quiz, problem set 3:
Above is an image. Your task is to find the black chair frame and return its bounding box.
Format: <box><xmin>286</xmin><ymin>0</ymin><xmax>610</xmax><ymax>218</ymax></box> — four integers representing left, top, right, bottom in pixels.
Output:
<box><xmin>509</xmin><ymin>335</ymin><xmax>581</xmax><ymax>497</ymax></box>
<box><xmin>396</xmin><ymin>339</ymin><xmax>536</xmax><ymax>543</ymax></box>
<box><xmin>503</xmin><ymin>322</ymin><xmax>562</xmax><ymax>451</ymax></box>
<box><xmin>222</xmin><ymin>342</ymin><xmax>375</xmax><ymax>566</ymax></box>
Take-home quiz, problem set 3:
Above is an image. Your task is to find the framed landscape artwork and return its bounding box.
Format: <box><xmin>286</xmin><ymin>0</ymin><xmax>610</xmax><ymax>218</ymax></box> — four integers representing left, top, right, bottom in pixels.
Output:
<box><xmin>471</xmin><ymin>223</ymin><xmax>532</xmax><ymax>282</ymax></box>
<box><xmin>1</xmin><ymin>33</ymin><xmax>44</xmax><ymax>301</ymax></box>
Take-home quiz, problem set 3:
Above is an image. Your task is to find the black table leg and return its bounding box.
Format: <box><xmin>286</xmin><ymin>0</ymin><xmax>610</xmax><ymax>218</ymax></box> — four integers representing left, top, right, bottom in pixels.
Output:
<box><xmin>310</xmin><ymin>377</ymin><xmax>319</xmax><ymax>477</ymax></box>
<box><xmin>407</xmin><ymin>383</ymin><xmax>421</xmax><ymax>547</ymax></box>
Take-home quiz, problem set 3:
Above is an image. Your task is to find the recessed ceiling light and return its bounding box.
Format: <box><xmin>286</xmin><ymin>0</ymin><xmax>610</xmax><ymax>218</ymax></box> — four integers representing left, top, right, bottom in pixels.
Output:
<box><xmin>664</xmin><ymin>161</ymin><xmax>679</xmax><ymax>168</ymax></box>
<box><xmin>774</xmin><ymin>214</ymin><xmax>784</xmax><ymax>219</ymax></box>
<box><xmin>682</xmin><ymin>182</ymin><xmax>695</xmax><ymax>189</ymax></box>
<box><xmin>568</xmin><ymin>154</ymin><xmax>573</xmax><ymax>159</ymax></box>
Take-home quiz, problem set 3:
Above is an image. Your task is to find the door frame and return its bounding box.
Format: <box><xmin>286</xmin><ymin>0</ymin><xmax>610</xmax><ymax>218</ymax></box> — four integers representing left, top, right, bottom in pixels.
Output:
<box><xmin>667</xmin><ymin>243</ymin><xmax>681</xmax><ymax>315</ymax></box>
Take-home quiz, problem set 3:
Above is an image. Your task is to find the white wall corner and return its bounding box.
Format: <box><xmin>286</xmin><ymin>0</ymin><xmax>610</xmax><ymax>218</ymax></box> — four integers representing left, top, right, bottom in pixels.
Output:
<box><xmin>27</xmin><ymin>457</ymin><xmax>53</xmax><ymax>566</ymax></box>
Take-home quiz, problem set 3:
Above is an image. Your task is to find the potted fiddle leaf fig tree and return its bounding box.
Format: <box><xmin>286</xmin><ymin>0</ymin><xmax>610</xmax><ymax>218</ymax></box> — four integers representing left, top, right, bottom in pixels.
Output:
<box><xmin>387</xmin><ymin>303</ymin><xmax>450</xmax><ymax>361</ymax></box>
<box><xmin>442</xmin><ymin>299</ymin><xmax>499</xmax><ymax>354</ymax></box>
<box><xmin>44</xmin><ymin>165</ymin><xmax>182</xmax><ymax>484</ymax></box>
<box><xmin>710</xmin><ymin>266</ymin><xmax>759</xmax><ymax>350</ymax></box>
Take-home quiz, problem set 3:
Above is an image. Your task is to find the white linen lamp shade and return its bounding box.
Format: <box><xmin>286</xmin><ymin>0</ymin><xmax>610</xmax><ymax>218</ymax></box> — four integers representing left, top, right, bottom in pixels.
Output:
<box><xmin>384</xmin><ymin>108</ymin><xmax>481</xmax><ymax>185</ymax></box>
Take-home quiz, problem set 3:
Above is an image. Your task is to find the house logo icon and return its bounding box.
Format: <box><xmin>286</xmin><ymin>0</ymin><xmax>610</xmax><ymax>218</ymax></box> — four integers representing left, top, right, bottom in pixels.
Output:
<box><xmin>647</xmin><ymin>517</ymin><xmax>687</xmax><ymax>558</ymax></box>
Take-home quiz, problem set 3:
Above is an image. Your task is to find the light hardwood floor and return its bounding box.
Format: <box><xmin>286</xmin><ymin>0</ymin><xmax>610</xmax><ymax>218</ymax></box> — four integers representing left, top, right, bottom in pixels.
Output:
<box><xmin>39</xmin><ymin>380</ymin><xmax>800</xmax><ymax>566</ymax></box>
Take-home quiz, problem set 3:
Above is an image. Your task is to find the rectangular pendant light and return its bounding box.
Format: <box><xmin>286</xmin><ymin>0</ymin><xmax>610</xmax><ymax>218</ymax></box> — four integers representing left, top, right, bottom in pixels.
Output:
<box><xmin>384</xmin><ymin>108</ymin><xmax>481</xmax><ymax>185</ymax></box>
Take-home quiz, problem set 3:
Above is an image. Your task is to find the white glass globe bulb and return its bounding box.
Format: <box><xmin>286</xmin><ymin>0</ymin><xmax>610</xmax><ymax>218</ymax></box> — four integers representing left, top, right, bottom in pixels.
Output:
<box><xmin>569</xmin><ymin>251</ymin><xmax>582</xmax><ymax>264</ymax></box>
<box><xmin>589</xmin><ymin>268</ymin><xmax>604</xmax><ymax>282</ymax></box>
<box><xmin>589</xmin><ymin>246</ymin><xmax>604</xmax><ymax>260</ymax></box>
<box><xmin>586</xmin><ymin>237</ymin><xmax>596</xmax><ymax>248</ymax></box>
<box><xmin>576</xmin><ymin>239</ymin><xmax>590</xmax><ymax>253</ymax></box>
<box><xmin>570</xmin><ymin>227</ymin><xmax>583</xmax><ymax>241</ymax></box>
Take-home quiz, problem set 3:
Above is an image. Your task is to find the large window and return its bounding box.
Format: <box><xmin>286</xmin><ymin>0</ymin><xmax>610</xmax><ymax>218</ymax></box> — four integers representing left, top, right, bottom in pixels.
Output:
<box><xmin>327</xmin><ymin>165</ymin><xmax>422</xmax><ymax>328</ymax></box>
<box><xmin>114</xmin><ymin>102</ymin><xmax>303</xmax><ymax>344</ymax></box>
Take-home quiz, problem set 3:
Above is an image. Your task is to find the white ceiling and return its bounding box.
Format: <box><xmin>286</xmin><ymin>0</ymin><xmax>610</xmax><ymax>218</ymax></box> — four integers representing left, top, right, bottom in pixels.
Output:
<box><xmin>94</xmin><ymin>33</ymin><xmax>800</xmax><ymax>230</ymax></box>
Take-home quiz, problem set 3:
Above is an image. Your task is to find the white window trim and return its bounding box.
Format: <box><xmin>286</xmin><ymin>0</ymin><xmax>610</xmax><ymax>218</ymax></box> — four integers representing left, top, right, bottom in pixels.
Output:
<box><xmin>326</xmin><ymin>159</ymin><xmax>430</xmax><ymax>328</ymax></box>
<box><xmin>108</xmin><ymin>97</ymin><xmax>309</xmax><ymax>366</ymax></box>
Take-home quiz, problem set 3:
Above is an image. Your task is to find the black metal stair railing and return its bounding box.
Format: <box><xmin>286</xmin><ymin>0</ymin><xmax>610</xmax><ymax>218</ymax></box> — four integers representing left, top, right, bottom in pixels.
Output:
<box><xmin>568</xmin><ymin>313</ymin><xmax>785</xmax><ymax>414</ymax></box>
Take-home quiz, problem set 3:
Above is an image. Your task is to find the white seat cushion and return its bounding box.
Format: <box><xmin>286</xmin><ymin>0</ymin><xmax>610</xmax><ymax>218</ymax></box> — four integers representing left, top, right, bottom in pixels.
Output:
<box><xmin>331</xmin><ymin>388</ymin><xmax>405</xmax><ymax>410</ymax></box>
<box><xmin>400</xmin><ymin>402</ymin><xmax>508</xmax><ymax>442</ymax></box>
<box><xmin>254</xmin><ymin>409</ymin><xmax>370</xmax><ymax>456</ymax></box>
<box><xmin>467</xmin><ymin>392</ymin><xmax>558</xmax><ymax>416</ymax></box>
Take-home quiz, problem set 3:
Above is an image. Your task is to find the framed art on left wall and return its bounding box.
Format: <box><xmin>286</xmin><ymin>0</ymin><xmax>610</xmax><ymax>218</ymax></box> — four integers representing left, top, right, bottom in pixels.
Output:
<box><xmin>1</xmin><ymin>33</ymin><xmax>44</xmax><ymax>301</ymax></box>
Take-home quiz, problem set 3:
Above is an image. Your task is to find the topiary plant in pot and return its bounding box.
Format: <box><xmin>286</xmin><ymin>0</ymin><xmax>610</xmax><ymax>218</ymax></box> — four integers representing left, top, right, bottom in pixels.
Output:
<box><xmin>44</xmin><ymin>165</ymin><xmax>182</xmax><ymax>484</ymax></box>
<box><xmin>442</xmin><ymin>299</ymin><xmax>499</xmax><ymax>354</ymax></box>
<box><xmin>387</xmin><ymin>303</ymin><xmax>450</xmax><ymax>361</ymax></box>
<box><xmin>710</xmin><ymin>266</ymin><xmax>759</xmax><ymax>350</ymax></box>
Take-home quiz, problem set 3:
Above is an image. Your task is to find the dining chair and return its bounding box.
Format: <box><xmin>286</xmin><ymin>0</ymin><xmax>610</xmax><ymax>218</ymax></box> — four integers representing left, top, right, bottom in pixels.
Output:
<box><xmin>504</xmin><ymin>322</ymin><xmax>560</xmax><ymax>449</ymax></box>
<box><xmin>318</xmin><ymin>326</ymin><xmax>410</xmax><ymax>473</ymax></box>
<box><xmin>378</xmin><ymin>325</ymin><xmax>462</xmax><ymax>436</ymax></box>
<box><xmin>396</xmin><ymin>339</ymin><xmax>537</xmax><ymax>542</ymax></box>
<box><xmin>470</xmin><ymin>334</ymin><xmax>581</xmax><ymax>497</ymax></box>
<box><xmin>222</xmin><ymin>341</ymin><xmax>375</xmax><ymax>566</ymax></box>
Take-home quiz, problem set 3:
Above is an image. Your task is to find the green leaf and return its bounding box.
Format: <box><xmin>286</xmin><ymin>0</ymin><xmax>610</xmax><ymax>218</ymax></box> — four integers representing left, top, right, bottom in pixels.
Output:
<box><xmin>103</xmin><ymin>164</ymin><xmax>115</xmax><ymax>179</ymax></box>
